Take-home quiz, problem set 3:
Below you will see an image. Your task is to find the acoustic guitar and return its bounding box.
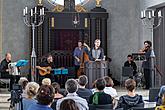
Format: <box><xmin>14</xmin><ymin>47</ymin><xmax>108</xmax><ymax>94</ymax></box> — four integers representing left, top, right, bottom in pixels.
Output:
<box><xmin>36</xmin><ymin>66</ymin><xmax>52</xmax><ymax>76</ymax></box>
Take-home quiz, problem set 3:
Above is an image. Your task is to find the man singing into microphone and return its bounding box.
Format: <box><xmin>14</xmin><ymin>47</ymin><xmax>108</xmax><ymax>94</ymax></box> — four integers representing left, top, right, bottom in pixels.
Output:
<box><xmin>90</xmin><ymin>39</ymin><xmax>104</xmax><ymax>61</ymax></box>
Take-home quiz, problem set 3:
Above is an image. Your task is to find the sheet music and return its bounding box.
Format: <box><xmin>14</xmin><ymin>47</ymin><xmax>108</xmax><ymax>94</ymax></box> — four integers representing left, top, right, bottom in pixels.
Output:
<box><xmin>8</xmin><ymin>62</ymin><xmax>20</xmax><ymax>75</ymax></box>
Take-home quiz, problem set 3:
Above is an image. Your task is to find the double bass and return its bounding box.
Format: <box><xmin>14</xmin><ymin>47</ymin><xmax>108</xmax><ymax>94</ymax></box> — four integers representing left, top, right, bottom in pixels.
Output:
<box><xmin>77</xmin><ymin>43</ymin><xmax>90</xmax><ymax>77</ymax></box>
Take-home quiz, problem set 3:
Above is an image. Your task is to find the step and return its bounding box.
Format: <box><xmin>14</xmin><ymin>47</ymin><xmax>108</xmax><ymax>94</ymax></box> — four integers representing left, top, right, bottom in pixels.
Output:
<box><xmin>0</xmin><ymin>102</ymin><xmax>10</xmax><ymax>109</ymax></box>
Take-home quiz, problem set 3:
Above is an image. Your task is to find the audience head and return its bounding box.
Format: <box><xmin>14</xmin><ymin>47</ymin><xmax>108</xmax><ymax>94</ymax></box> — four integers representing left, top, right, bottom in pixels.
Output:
<box><xmin>104</xmin><ymin>76</ymin><xmax>114</xmax><ymax>87</ymax></box>
<box><xmin>52</xmin><ymin>82</ymin><xmax>61</xmax><ymax>94</ymax></box>
<box><xmin>65</xmin><ymin>79</ymin><xmax>78</xmax><ymax>93</ymax></box>
<box><xmin>125</xmin><ymin>79</ymin><xmax>136</xmax><ymax>92</ymax></box>
<box><xmin>18</xmin><ymin>77</ymin><xmax>29</xmax><ymax>90</ymax></box>
<box><xmin>5</xmin><ymin>52</ymin><xmax>11</xmax><ymax>62</ymax></box>
<box><xmin>60</xmin><ymin>99</ymin><xmax>79</xmax><ymax>110</ymax></box>
<box><xmin>36</xmin><ymin>85</ymin><xmax>55</xmax><ymax>105</ymax></box>
<box><xmin>95</xmin><ymin>78</ymin><xmax>106</xmax><ymax>91</ymax></box>
<box><xmin>42</xmin><ymin>78</ymin><xmax>51</xmax><ymax>85</ymax></box>
<box><xmin>78</xmin><ymin>75</ymin><xmax>88</xmax><ymax>87</ymax></box>
<box><xmin>25</xmin><ymin>82</ymin><xmax>40</xmax><ymax>98</ymax></box>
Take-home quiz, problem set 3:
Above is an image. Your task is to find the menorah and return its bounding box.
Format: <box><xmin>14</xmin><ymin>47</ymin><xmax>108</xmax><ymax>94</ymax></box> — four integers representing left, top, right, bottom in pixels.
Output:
<box><xmin>23</xmin><ymin>6</ymin><xmax>45</xmax><ymax>81</ymax></box>
<box><xmin>140</xmin><ymin>9</ymin><xmax>162</xmax><ymax>87</ymax></box>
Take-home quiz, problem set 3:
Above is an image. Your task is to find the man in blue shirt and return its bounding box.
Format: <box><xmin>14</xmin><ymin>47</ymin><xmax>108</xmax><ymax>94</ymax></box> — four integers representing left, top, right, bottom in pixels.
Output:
<box><xmin>73</xmin><ymin>41</ymin><xmax>83</xmax><ymax>78</ymax></box>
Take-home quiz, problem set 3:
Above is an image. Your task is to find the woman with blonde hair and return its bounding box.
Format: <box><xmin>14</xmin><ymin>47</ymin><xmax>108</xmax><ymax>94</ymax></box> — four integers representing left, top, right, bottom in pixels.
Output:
<box><xmin>22</xmin><ymin>82</ymin><xmax>40</xmax><ymax>110</ymax></box>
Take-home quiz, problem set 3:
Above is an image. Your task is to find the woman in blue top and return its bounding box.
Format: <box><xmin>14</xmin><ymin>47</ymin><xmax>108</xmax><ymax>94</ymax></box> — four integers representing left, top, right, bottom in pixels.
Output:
<box><xmin>22</xmin><ymin>82</ymin><xmax>39</xmax><ymax>110</ymax></box>
<box><xmin>27</xmin><ymin>85</ymin><xmax>55</xmax><ymax>110</ymax></box>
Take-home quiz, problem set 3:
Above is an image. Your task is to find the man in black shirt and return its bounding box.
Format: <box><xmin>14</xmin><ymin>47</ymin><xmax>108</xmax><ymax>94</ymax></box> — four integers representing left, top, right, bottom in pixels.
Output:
<box><xmin>0</xmin><ymin>53</ymin><xmax>15</xmax><ymax>90</ymax></box>
<box><xmin>124</xmin><ymin>54</ymin><xmax>137</xmax><ymax>76</ymax></box>
<box><xmin>37</xmin><ymin>55</ymin><xmax>55</xmax><ymax>83</ymax></box>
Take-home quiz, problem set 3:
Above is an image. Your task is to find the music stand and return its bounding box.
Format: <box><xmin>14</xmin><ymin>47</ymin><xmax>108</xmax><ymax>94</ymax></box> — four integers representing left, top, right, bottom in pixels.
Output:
<box><xmin>132</xmin><ymin>53</ymin><xmax>145</xmax><ymax>61</ymax></box>
<box><xmin>16</xmin><ymin>60</ymin><xmax>28</xmax><ymax>67</ymax></box>
<box><xmin>132</xmin><ymin>53</ymin><xmax>145</xmax><ymax>87</ymax></box>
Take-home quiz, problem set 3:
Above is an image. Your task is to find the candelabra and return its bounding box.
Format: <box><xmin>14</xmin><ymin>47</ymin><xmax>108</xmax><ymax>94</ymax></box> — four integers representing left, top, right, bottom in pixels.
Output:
<box><xmin>23</xmin><ymin>7</ymin><xmax>45</xmax><ymax>81</ymax></box>
<box><xmin>141</xmin><ymin>9</ymin><xmax>162</xmax><ymax>29</ymax></box>
<box><xmin>140</xmin><ymin>9</ymin><xmax>162</xmax><ymax>88</ymax></box>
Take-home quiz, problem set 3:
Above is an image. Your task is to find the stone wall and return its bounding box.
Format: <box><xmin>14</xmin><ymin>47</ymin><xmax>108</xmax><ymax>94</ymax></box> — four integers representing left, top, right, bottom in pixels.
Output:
<box><xmin>1</xmin><ymin>0</ymin><xmax>165</xmax><ymax>80</ymax></box>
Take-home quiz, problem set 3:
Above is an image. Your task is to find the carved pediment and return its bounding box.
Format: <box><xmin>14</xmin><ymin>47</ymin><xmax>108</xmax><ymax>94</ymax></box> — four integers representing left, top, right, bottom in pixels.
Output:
<box><xmin>52</xmin><ymin>5</ymin><xmax>87</xmax><ymax>12</ymax></box>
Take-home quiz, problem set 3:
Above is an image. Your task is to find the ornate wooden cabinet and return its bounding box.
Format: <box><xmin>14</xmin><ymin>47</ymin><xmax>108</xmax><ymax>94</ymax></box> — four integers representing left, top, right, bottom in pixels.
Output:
<box><xmin>30</xmin><ymin>5</ymin><xmax>109</xmax><ymax>68</ymax></box>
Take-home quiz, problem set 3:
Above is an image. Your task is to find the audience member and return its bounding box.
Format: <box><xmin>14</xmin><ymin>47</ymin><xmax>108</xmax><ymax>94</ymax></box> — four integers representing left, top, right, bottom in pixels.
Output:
<box><xmin>27</xmin><ymin>85</ymin><xmax>55</xmax><ymax>110</ymax></box>
<box><xmin>52</xmin><ymin>82</ymin><xmax>64</xmax><ymax>99</ymax></box>
<box><xmin>22</xmin><ymin>82</ymin><xmax>39</xmax><ymax>110</ymax></box>
<box><xmin>42</xmin><ymin>78</ymin><xmax>51</xmax><ymax>85</ymax></box>
<box><xmin>77</xmin><ymin>75</ymin><xmax>92</xmax><ymax>102</ymax></box>
<box><xmin>117</xmin><ymin>79</ymin><xmax>144</xmax><ymax>110</ymax></box>
<box><xmin>157</xmin><ymin>85</ymin><xmax>165</xmax><ymax>105</ymax></box>
<box><xmin>51</xmin><ymin>82</ymin><xmax>64</xmax><ymax>110</ymax></box>
<box><xmin>89</xmin><ymin>78</ymin><xmax>113</xmax><ymax>105</ymax></box>
<box><xmin>56</xmin><ymin>79</ymin><xmax>88</xmax><ymax>110</ymax></box>
<box><xmin>60</xmin><ymin>99</ymin><xmax>79</xmax><ymax>110</ymax></box>
<box><xmin>155</xmin><ymin>92</ymin><xmax>165</xmax><ymax>110</ymax></box>
<box><xmin>18</xmin><ymin>77</ymin><xmax>28</xmax><ymax>97</ymax></box>
<box><xmin>103</xmin><ymin>76</ymin><xmax>117</xmax><ymax>98</ymax></box>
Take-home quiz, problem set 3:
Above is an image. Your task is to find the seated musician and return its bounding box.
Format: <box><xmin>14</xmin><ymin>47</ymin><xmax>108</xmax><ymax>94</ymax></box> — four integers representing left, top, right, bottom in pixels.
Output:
<box><xmin>37</xmin><ymin>55</ymin><xmax>55</xmax><ymax>83</ymax></box>
<box><xmin>124</xmin><ymin>54</ymin><xmax>137</xmax><ymax>76</ymax></box>
<box><xmin>0</xmin><ymin>53</ymin><xmax>20</xmax><ymax>90</ymax></box>
<box><xmin>90</xmin><ymin>39</ymin><xmax>104</xmax><ymax>61</ymax></box>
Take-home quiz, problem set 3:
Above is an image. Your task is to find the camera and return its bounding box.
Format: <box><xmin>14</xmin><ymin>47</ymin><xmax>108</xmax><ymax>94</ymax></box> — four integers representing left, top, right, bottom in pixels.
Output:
<box><xmin>9</xmin><ymin>84</ymin><xmax>23</xmax><ymax>110</ymax></box>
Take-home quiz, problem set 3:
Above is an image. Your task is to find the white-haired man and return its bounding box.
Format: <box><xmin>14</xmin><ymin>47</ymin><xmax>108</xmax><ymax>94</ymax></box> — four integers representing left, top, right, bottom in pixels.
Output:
<box><xmin>56</xmin><ymin>79</ymin><xmax>89</xmax><ymax>110</ymax></box>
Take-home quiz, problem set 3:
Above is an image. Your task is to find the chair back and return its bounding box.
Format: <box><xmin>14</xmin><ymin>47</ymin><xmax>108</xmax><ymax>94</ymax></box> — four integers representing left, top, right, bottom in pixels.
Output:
<box><xmin>131</xmin><ymin>107</ymin><xmax>155</xmax><ymax>110</ymax></box>
<box><xmin>120</xmin><ymin>103</ymin><xmax>144</xmax><ymax>110</ymax></box>
<box><xmin>122</xmin><ymin>66</ymin><xmax>133</xmax><ymax>77</ymax></box>
<box><xmin>149</xmin><ymin>88</ymin><xmax>160</xmax><ymax>102</ymax></box>
<box><xmin>89</xmin><ymin>104</ymin><xmax>113</xmax><ymax>110</ymax></box>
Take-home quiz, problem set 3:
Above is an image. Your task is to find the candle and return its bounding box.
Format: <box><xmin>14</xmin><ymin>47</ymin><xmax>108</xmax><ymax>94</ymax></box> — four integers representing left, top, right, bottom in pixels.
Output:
<box><xmin>143</xmin><ymin>10</ymin><xmax>146</xmax><ymax>18</ymax></box>
<box><xmin>25</xmin><ymin>7</ymin><xmax>28</xmax><ymax>14</ymax></box>
<box><xmin>152</xmin><ymin>10</ymin><xmax>155</xmax><ymax>17</ymax></box>
<box><xmin>148</xmin><ymin>11</ymin><xmax>151</xmax><ymax>19</ymax></box>
<box><xmin>23</xmin><ymin>9</ymin><xmax>25</xmax><ymax>16</ymax></box>
<box><xmin>42</xmin><ymin>8</ymin><xmax>44</xmax><ymax>15</ymax></box>
<box><xmin>141</xmin><ymin>11</ymin><xmax>144</xmax><ymax>18</ymax></box>
<box><xmin>35</xmin><ymin>7</ymin><xmax>37</xmax><ymax>13</ymax></box>
<box><xmin>40</xmin><ymin>9</ymin><xmax>42</xmax><ymax>15</ymax></box>
<box><xmin>158</xmin><ymin>10</ymin><xmax>162</xmax><ymax>17</ymax></box>
<box><xmin>31</xmin><ymin>9</ymin><xmax>33</xmax><ymax>16</ymax></box>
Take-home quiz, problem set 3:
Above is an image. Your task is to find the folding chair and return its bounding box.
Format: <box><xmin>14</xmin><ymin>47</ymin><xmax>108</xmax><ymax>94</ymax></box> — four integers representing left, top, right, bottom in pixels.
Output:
<box><xmin>121</xmin><ymin>66</ymin><xmax>133</xmax><ymax>85</ymax></box>
<box><xmin>0</xmin><ymin>72</ymin><xmax>10</xmax><ymax>89</ymax></box>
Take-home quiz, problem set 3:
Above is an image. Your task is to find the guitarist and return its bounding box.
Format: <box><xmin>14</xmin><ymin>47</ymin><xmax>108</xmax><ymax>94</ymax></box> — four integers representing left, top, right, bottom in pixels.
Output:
<box><xmin>37</xmin><ymin>55</ymin><xmax>55</xmax><ymax>83</ymax></box>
